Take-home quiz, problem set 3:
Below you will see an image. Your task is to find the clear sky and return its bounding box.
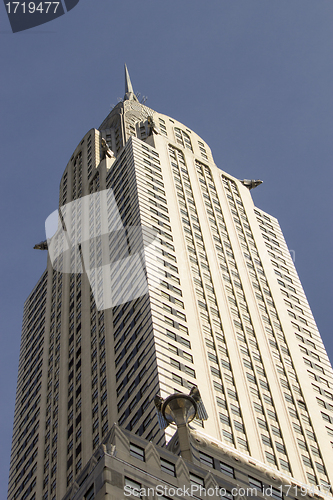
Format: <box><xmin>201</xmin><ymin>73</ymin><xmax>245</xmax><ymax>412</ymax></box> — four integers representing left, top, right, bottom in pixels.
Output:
<box><xmin>0</xmin><ymin>1</ymin><xmax>332</xmax><ymax>497</ymax></box>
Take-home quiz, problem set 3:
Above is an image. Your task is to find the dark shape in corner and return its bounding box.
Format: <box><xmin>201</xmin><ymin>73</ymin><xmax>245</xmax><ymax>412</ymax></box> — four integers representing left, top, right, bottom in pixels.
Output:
<box><xmin>64</xmin><ymin>0</ymin><xmax>80</xmax><ymax>11</ymax></box>
<box><xmin>4</xmin><ymin>0</ymin><xmax>81</xmax><ymax>33</ymax></box>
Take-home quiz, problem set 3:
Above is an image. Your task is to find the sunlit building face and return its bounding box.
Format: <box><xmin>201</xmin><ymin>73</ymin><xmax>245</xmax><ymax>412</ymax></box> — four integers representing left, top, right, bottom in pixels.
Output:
<box><xmin>7</xmin><ymin>68</ymin><xmax>333</xmax><ymax>500</ymax></box>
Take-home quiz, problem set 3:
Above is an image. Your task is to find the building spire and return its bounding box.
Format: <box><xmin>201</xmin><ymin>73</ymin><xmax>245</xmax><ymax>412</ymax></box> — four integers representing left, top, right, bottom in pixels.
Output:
<box><xmin>124</xmin><ymin>64</ymin><xmax>138</xmax><ymax>101</ymax></box>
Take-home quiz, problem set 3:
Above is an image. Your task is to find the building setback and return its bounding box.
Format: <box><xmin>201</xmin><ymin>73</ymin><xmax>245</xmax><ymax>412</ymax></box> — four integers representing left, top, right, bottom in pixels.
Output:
<box><xmin>62</xmin><ymin>423</ymin><xmax>332</xmax><ymax>500</ymax></box>
<box><xmin>7</xmin><ymin>67</ymin><xmax>333</xmax><ymax>500</ymax></box>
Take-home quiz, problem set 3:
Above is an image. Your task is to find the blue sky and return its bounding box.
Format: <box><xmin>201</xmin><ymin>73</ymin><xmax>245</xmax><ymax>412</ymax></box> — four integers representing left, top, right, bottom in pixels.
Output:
<box><xmin>0</xmin><ymin>1</ymin><xmax>332</xmax><ymax>496</ymax></box>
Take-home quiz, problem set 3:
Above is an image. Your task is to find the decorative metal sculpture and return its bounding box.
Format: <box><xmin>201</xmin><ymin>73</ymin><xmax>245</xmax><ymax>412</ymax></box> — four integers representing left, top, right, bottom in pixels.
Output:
<box><xmin>240</xmin><ymin>179</ymin><xmax>263</xmax><ymax>190</ymax></box>
<box><xmin>154</xmin><ymin>387</ymin><xmax>208</xmax><ymax>430</ymax></box>
<box><xmin>34</xmin><ymin>240</ymin><xmax>48</xmax><ymax>250</ymax></box>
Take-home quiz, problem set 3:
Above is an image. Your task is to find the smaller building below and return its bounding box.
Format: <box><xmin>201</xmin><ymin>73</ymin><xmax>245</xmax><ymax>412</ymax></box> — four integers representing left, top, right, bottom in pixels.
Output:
<box><xmin>62</xmin><ymin>424</ymin><xmax>330</xmax><ymax>500</ymax></box>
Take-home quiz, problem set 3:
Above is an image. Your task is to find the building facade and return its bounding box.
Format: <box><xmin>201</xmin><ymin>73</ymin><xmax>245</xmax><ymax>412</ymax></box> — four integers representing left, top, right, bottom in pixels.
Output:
<box><xmin>7</xmin><ymin>68</ymin><xmax>333</xmax><ymax>500</ymax></box>
<box><xmin>61</xmin><ymin>423</ymin><xmax>331</xmax><ymax>500</ymax></box>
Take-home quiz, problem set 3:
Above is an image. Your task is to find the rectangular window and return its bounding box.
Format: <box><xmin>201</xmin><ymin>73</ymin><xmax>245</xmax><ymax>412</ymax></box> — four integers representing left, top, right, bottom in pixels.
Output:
<box><xmin>271</xmin><ymin>487</ymin><xmax>283</xmax><ymax>500</ymax></box>
<box><xmin>129</xmin><ymin>443</ymin><xmax>145</xmax><ymax>461</ymax></box>
<box><xmin>213</xmin><ymin>381</ymin><xmax>223</xmax><ymax>393</ymax></box>
<box><xmin>220</xmin><ymin>461</ymin><xmax>234</xmax><ymax>477</ymax></box>
<box><xmin>199</xmin><ymin>452</ymin><xmax>214</xmax><ymax>468</ymax></box>
<box><xmin>307</xmin><ymin>473</ymin><xmax>317</xmax><ymax>485</ymax></box>
<box><xmin>172</xmin><ymin>373</ymin><xmax>183</xmax><ymax>385</ymax></box>
<box><xmin>315</xmin><ymin>462</ymin><xmax>326</xmax><ymax>474</ymax></box>
<box><xmin>211</xmin><ymin>366</ymin><xmax>221</xmax><ymax>378</ymax></box>
<box><xmin>160</xmin><ymin>458</ymin><xmax>176</xmax><ymax>476</ymax></box>
<box><xmin>190</xmin><ymin>473</ymin><xmax>204</xmax><ymax>487</ymax></box>
<box><xmin>219</xmin><ymin>413</ymin><xmax>230</xmax><ymax>426</ymax></box>
<box><xmin>253</xmin><ymin>402</ymin><xmax>264</xmax><ymax>414</ymax></box>
<box><xmin>266</xmin><ymin>409</ymin><xmax>277</xmax><ymax>420</ymax></box>
<box><xmin>234</xmin><ymin>420</ymin><xmax>244</xmax><ymax>433</ymax></box>
<box><xmin>271</xmin><ymin>425</ymin><xmax>281</xmax><ymax>437</ymax></box>
<box><xmin>124</xmin><ymin>477</ymin><xmax>141</xmax><ymax>497</ymax></box>
<box><xmin>248</xmin><ymin>476</ymin><xmax>262</xmax><ymax>492</ymax></box>
<box><xmin>257</xmin><ymin>417</ymin><xmax>268</xmax><ymax>430</ymax></box>
<box><xmin>265</xmin><ymin>451</ymin><xmax>276</xmax><ymax>465</ymax></box>
<box><xmin>279</xmin><ymin>458</ymin><xmax>290</xmax><ymax>471</ymax></box>
<box><xmin>170</xmin><ymin>358</ymin><xmax>180</xmax><ymax>369</ymax></box>
<box><xmin>184</xmin><ymin>366</ymin><xmax>195</xmax><ymax>378</ymax></box>
<box><xmin>85</xmin><ymin>484</ymin><xmax>94</xmax><ymax>500</ymax></box>
<box><xmin>275</xmin><ymin>442</ymin><xmax>286</xmax><ymax>454</ymax></box>
<box><xmin>262</xmin><ymin>435</ymin><xmax>272</xmax><ymax>447</ymax></box>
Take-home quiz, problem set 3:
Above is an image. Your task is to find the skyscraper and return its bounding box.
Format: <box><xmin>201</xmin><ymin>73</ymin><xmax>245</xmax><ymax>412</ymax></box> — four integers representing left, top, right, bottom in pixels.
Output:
<box><xmin>8</xmin><ymin>67</ymin><xmax>333</xmax><ymax>500</ymax></box>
